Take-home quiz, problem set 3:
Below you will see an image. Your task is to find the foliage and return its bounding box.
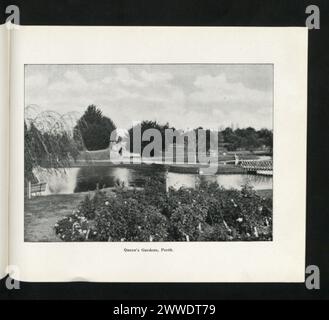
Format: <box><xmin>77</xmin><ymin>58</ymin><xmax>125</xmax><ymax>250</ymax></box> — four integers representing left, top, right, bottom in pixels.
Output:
<box><xmin>93</xmin><ymin>198</ymin><xmax>168</xmax><ymax>241</ymax></box>
<box><xmin>192</xmin><ymin>127</ymin><xmax>224</xmax><ymax>154</ymax></box>
<box><xmin>24</xmin><ymin>111</ymin><xmax>81</xmax><ymax>182</ymax></box>
<box><xmin>55</xmin><ymin>178</ymin><xmax>272</xmax><ymax>242</ymax></box>
<box><xmin>74</xmin><ymin>105</ymin><xmax>117</xmax><ymax>151</ymax></box>
<box><xmin>76</xmin><ymin>190</ymin><xmax>108</xmax><ymax>220</ymax></box>
<box><xmin>222</xmin><ymin>127</ymin><xmax>272</xmax><ymax>152</ymax></box>
<box><xmin>127</xmin><ymin>120</ymin><xmax>173</xmax><ymax>156</ymax></box>
<box><xmin>54</xmin><ymin>211</ymin><xmax>91</xmax><ymax>241</ymax></box>
<box><xmin>127</xmin><ymin>120</ymin><xmax>272</xmax><ymax>157</ymax></box>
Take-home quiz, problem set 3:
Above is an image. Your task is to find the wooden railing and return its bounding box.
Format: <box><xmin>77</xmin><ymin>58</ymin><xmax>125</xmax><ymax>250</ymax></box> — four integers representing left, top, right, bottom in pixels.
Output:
<box><xmin>26</xmin><ymin>181</ymin><xmax>47</xmax><ymax>199</ymax></box>
<box><xmin>239</xmin><ymin>160</ymin><xmax>273</xmax><ymax>172</ymax></box>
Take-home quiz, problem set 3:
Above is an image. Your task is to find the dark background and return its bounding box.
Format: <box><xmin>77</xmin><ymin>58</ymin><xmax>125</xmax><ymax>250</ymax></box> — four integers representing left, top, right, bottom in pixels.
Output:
<box><xmin>0</xmin><ymin>0</ymin><xmax>328</xmax><ymax>300</ymax></box>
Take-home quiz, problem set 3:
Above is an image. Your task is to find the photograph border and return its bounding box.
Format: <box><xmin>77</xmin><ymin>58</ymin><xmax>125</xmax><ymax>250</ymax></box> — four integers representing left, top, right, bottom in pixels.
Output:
<box><xmin>23</xmin><ymin>62</ymin><xmax>274</xmax><ymax>243</ymax></box>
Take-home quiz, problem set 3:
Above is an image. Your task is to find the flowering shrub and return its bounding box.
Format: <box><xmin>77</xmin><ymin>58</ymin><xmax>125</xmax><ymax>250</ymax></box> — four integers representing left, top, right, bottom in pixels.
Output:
<box><xmin>170</xmin><ymin>204</ymin><xmax>208</xmax><ymax>241</ymax></box>
<box><xmin>55</xmin><ymin>178</ymin><xmax>272</xmax><ymax>241</ymax></box>
<box><xmin>54</xmin><ymin>212</ymin><xmax>91</xmax><ymax>241</ymax></box>
<box><xmin>76</xmin><ymin>190</ymin><xmax>107</xmax><ymax>220</ymax></box>
<box><xmin>92</xmin><ymin>197</ymin><xmax>168</xmax><ymax>241</ymax></box>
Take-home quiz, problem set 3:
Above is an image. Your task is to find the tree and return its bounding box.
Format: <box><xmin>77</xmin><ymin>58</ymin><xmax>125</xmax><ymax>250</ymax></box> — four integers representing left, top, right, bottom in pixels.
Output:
<box><xmin>258</xmin><ymin>128</ymin><xmax>273</xmax><ymax>152</ymax></box>
<box><xmin>24</xmin><ymin>115</ymin><xmax>80</xmax><ymax>183</ymax></box>
<box><xmin>74</xmin><ymin>105</ymin><xmax>117</xmax><ymax>151</ymax></box>
<box><xmin>127</xmin><ymin>120</ymin><xmax>172</xmax><ymax>156</ymax></box>
<box><xmin>221</xmin><ymin>126</ymin><xmax>272</xmax><ymax>152</ymax></box>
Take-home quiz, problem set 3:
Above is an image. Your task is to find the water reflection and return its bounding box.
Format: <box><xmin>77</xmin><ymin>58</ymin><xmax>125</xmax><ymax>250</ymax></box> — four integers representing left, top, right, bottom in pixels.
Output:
<box><xmin>167</xmin><ymin>172</ymin><xmax>272</xmax><ymax>190</ymax></box>
<box><xmin>33</xmin><ymin>167</ymin><xmax>79</xmax><ymax>195</ymax></box>
<box><xmin>74</xmin><ymin>166</ymin><xmax>165</xmax><ymax>192</ymax></box>
<box><xmin>42</xmin><ymin>166</ymin><xmax>272</xmax><ymax>194</ymax></box>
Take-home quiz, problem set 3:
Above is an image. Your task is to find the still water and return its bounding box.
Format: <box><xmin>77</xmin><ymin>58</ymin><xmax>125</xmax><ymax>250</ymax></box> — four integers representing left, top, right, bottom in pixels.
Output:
<box><xmin>35</xmin><ymin>166</ymin><xmax>272</xmax><ymax>195</ymax></box>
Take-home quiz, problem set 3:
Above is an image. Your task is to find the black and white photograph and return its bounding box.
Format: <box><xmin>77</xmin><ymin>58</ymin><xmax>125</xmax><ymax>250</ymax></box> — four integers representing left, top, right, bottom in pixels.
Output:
<box><xmin>2</xmin><ymin>0</ymin><xmax>328</xmax><ymax>302</ymax></box>
<box><xmin>24</xmin><ymin>64</ymin><xmax>273</xmax><ymax>242</ymax></box>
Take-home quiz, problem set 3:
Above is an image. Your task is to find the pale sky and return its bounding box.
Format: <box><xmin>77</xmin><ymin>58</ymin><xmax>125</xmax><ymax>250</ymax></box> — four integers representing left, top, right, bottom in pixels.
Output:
<box><xmin>25</xmin><ymin>64</ymin><xmax>273</xmax><ymax>131</ymax></box>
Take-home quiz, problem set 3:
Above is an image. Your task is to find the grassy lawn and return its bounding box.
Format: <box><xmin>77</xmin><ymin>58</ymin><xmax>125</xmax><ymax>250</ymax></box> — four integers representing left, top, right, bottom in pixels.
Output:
<box><xmin>24</xmin><ymin>192</ymin><xmax>89</xmax><ymax>242</ymax></box>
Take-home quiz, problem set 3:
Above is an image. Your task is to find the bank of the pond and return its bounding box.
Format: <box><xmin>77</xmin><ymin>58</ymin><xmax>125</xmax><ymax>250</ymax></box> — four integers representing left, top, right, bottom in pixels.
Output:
<box><xmin>69</xmin><ymin>160</ymin><xmax>246</xmax><ymax>174</ymax></box>
<box><xmin>76</xmin><ymin>149</ymin><xmax>268</xmax><ymax>163</ymax></box>
<box><xmin>24</xmin><ymin>187</ymin><xmax>272</xmax><ymax>242</ymax></box>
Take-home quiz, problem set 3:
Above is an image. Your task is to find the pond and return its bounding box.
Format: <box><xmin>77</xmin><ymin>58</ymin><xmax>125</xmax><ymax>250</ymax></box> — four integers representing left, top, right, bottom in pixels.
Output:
<box><xmin>34</xmin><ymin>166</ymin><xmax>273</xmax><ymax>195</ymax></box>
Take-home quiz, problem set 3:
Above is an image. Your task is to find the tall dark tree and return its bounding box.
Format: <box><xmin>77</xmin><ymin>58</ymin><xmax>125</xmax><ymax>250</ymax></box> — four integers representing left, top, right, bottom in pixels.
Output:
<box><xmin>74</xmin><ymin>105</ymin><xmax>116</xmax><ymax>151</ymax></box>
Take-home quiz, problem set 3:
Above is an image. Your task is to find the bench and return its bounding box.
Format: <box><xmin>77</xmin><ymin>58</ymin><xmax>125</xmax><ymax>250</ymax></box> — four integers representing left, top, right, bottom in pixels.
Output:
<box><xmin>27</xmin><ymin>182</ymin><xmax>47</xmax><ymax>198</ymax></box>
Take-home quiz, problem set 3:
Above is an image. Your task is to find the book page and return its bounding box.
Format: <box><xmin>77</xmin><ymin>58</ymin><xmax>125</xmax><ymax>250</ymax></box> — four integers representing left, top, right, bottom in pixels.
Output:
<box><xmin>10</xmin><ymin>26</ymin><xmax>307</xmax><ymax>282</ymax></box>
<box><xmin>0</xmin><ymin>24</ymin><xmax>9</xmax><ymax>278</ymax></box>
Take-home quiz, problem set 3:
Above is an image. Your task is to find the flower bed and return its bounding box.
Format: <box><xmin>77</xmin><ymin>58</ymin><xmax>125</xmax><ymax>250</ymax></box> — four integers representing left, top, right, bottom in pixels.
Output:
<box><xmin>54</xmin><ymin>177</ymin><xmax>272</xmax><ymax>241</ymax></box>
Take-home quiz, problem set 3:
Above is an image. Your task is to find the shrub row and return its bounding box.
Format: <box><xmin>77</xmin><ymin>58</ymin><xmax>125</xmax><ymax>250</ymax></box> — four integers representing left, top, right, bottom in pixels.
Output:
<box><xmin>55</xmin><ymin>178</ymin><xmax>272</xmax><ymax>241</ymax></box>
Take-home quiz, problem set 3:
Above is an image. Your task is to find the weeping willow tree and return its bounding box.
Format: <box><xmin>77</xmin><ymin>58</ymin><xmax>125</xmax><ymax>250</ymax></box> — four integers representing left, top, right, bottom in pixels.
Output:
<box><xmin>24</xmin><ymin>106</ymin><xmax>82</xmax><ymax>183</ymax></box>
